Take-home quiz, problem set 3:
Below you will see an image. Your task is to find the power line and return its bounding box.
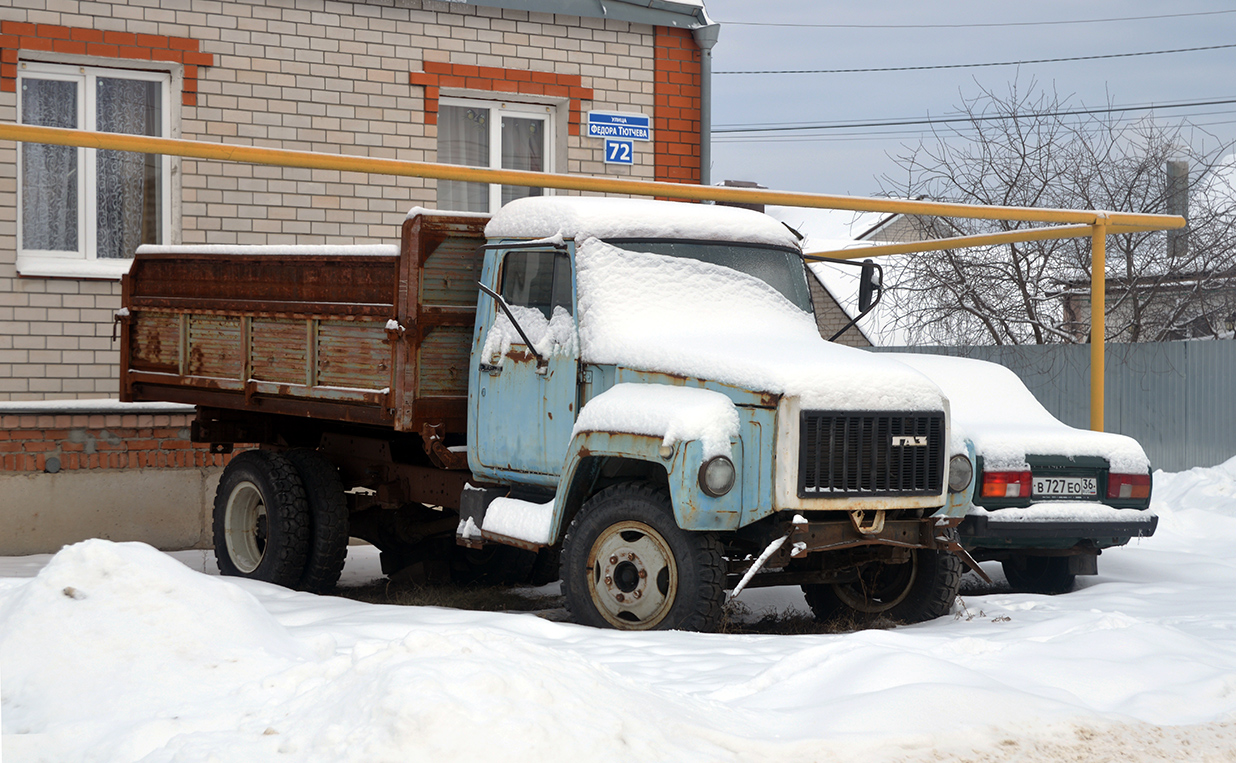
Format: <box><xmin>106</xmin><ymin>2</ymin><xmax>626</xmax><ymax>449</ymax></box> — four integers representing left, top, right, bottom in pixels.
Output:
<box><xmin>714</xmin><ymin>97</ymin><xmax>1236</xmax><ymax>135</ymax></box>
<box><xmin>719</xmin><ymin>9</ymin><xmax>1236</xmax><ymax>30</ymax></box>
<box><xmin>717</xmin><ymin>42</ymin><xmax>1236</xmax><ymax>75</ymax></box>
<box><xmin>713</xmin><ymin>112</ymin><xmax>1236</xmax><ymax>145</ymax></box>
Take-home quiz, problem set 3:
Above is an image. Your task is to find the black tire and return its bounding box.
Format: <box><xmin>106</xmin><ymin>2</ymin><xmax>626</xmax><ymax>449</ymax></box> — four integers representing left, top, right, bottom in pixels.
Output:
<box><xmin>285</xmin><ymin>449</ymin><xmax>350</xmax><ymax>593</ymax></box>
<box><xmin>561</xmin><ymin>483</ymin><xmax>724</xmax><ymax>632</ymax></box>
<box><xmin>213</xmin><ymin>450</ymin><xmax>311</xmax><ymax>588</ymax></box>
<box><xmin>1002</xmin><ymin>555</ymin><xmax>1076</xmax><ymax>594</ymax></box>
<box><xmin>803</xmin><ymin>545</ymin><xmax>962</xmax><ymax>625</ymax></box>
<box><xmin>450</xmin><ymin>543</ymin><xmax>539</xmax><ymax>586</ymax></box>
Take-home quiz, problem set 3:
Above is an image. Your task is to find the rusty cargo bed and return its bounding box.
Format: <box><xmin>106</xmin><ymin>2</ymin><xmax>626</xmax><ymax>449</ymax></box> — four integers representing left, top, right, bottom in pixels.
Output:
<box><xmin>119</xmin><ymin>212</ymin><xmax>488</xmax><ymax>438</ymax></box>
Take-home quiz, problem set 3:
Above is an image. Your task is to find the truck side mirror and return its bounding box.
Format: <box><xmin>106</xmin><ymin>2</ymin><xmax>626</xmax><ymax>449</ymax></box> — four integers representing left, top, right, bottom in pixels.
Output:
<box><xmin>858</xmin><ymin>259</ymin><xmax>880</xmax><ymax>313</ymax></box>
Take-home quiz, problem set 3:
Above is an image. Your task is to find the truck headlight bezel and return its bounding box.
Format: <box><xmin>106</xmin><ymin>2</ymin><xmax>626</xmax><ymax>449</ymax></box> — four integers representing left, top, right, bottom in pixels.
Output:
<box><xmin>699</xmin><ymin>455</ymin><xmax>736</xmax><ymax>497</ymax></box>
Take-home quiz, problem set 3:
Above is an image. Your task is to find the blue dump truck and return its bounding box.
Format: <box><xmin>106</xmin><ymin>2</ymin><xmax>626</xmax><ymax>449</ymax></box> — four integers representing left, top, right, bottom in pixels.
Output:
<box><xmin>120</xmin><ymin>197</ymin><xmax>979</xmax><ymax>631</ymax></box>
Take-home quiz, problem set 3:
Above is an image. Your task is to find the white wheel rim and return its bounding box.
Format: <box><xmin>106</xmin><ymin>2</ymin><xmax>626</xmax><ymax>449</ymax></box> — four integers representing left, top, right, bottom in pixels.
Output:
<box><xmin>587</xmin><ymin>520</ymin><xmax>677</xmax><ymax>630</ymax></box>
<box><xmin>224</xmin><ymin>480</ymin><xmax>267</xmax><ymax>573</ymax></box>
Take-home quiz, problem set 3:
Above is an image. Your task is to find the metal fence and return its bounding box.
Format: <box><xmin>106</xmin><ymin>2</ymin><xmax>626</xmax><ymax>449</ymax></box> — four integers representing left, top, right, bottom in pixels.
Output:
<box><xmin>874</xmin><ymin>341</ymin><xmax>1236</xmax><ymax>472</ymax></box>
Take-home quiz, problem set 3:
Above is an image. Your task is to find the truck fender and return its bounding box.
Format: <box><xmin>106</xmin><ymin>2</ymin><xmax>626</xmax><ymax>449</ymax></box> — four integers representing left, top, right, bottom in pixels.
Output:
<box><xmin>552</xmin><ymin>430</ymin><xmax>744</xmax><ymax>544</ymax></box>
<box><xmin>938</xmin><ymin>438</ymin><xmax>978</xmax><ymax>519</ymax></box>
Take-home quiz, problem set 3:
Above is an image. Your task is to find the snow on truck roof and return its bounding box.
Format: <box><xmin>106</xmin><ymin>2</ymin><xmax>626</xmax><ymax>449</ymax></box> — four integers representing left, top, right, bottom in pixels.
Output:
<box><xmin>484</xmin><ymin>197</ymin><xmax>802</xmax><ymax>249</ymax></box>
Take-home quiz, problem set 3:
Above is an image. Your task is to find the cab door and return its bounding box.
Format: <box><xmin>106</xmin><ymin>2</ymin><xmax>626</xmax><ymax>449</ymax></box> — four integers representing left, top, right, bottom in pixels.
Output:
<box><xmin>469</xmin><ymin>245</ymin><xmax>578</xmax><ymax>485</ymax></box>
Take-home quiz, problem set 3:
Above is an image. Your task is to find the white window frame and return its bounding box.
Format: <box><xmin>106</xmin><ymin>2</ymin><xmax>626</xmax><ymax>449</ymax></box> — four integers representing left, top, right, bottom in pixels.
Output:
<box><xmin>17</xmin><ymin>60</ymin><xmax>173</xmax><ymax>279</ymax></box>
<box><xmin>438</xmin><ymin>96</ymin><xmax>555</xmax><ymax>213</ymax></box>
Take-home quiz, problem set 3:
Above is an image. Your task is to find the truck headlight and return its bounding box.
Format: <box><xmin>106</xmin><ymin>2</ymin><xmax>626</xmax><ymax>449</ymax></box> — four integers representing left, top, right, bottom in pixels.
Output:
<box><xmin>948</xmin><ymin>454</ymin><xmax>973</xmax><ymax>492</ymax></box>
<box><xmin>699</xmin><ymin>456</ymin><xmax>736</xmax><ymax>497</ymax></box>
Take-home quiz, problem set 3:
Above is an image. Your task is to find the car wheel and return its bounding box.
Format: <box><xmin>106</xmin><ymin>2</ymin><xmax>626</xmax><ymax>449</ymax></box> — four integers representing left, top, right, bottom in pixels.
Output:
<box><xmin>1002</xmin><ymin>555</ymin><xmax>1076</xmax><ymax>594</ymax></box>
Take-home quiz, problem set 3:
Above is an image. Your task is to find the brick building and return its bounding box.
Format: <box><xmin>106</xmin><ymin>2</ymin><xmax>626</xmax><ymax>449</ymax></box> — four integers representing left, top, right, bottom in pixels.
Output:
<box><xmin>0</xmin><ymin>0</ymin><xmax>717</xmax><ymax>552</ymax></box>
<box><xmin>0</xmin><ymin>0</ymin><xmax>717</xmax><ymax>400</ymax></box>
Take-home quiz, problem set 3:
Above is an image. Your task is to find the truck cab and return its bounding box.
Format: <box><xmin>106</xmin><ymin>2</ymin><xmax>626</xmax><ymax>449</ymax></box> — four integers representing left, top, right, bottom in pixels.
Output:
<box><xmin>457</xmin><ymin>197</ymin><xmax>976</xmax><ymax>629</ymax></box>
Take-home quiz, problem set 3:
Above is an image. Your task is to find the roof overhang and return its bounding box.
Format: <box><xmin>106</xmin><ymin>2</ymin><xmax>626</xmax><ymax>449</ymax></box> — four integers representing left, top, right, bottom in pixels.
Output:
<box><xmin>437</xmin><ymin>0</ymin><xmax>713</xmax><ymax>29</ymax></box>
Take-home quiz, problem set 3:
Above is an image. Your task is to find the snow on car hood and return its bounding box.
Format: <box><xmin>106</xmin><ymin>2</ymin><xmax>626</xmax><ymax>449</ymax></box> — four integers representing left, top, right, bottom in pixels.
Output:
<box><xmin>575</xmin><ymin>239</ymin><xmax>946</xmax><ymax>412</ymax></box>
<box><xmin>886</xmin><ymin>352</ymin><xmax>1150</xmax><ymax>473</ymax></box>
<box><xmin>485</xmin><ymin>197</ymin><xmax>801</xmax><ymax>249</ymax></box>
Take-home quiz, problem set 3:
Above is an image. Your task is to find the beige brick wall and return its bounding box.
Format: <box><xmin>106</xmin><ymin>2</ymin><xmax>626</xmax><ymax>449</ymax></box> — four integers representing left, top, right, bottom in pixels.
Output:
<box><xmin>0</xmin><ymin>0</ymin><xmax>661</xmax><ymax>400</ymax></box>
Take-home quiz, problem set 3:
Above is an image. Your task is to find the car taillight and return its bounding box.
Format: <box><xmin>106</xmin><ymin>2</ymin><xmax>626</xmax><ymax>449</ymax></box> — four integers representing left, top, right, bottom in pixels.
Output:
<box><xmin>981</xmin><ymin>471</ymin><xmax>1031</xmax><ymax>498</ymax></box>
<box><xmin>1108</xmin><ymin>473</ymin><xmax>1151</xmax><ymax>499</ymax></box>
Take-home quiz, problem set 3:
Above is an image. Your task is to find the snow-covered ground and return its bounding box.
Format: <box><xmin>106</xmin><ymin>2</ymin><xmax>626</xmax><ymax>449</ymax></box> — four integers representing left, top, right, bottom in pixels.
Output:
<box><xmin>4</xmin><ymin>458</ymin><xmax>1236</xmax><ymax>762</ymax></box>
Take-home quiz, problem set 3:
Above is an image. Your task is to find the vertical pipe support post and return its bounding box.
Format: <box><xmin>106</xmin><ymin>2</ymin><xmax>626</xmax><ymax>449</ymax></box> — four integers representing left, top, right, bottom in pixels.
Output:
<box><xmin>1090</xmin><ymin>214</ymin><xmax>1108</xmax><ymax>432</ymax></box>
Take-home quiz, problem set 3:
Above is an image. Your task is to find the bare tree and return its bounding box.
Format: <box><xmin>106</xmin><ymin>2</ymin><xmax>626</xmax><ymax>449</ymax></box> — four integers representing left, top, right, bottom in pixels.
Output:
<box><xmin>878</xmin><ymin>79</ymin><xmax>1236</xmax><ymax>345</ymax></box>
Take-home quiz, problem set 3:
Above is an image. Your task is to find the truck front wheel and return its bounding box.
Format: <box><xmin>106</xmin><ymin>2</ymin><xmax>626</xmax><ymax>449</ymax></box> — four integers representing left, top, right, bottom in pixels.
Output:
<box><xmin>561</xmin><ymin>483</ymin><xmax>724</xmax><ymax>632</ymax></box>
<box><xmin>802</xmin><ymin>545</ymin><xmax>962</xmax><ymax>625</ymax></box>
<box><xmin>213</xmin><ymin>450</ymin><xmax>311</xmax><ymax>588</ymax></box>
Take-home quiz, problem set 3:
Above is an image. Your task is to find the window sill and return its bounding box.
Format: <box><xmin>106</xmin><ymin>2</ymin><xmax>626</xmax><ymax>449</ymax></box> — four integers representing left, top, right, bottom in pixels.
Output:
<box><xmin>16</xmin><ymin>256</ymin><xmax>134</xmax><ymax>281</ymax></box>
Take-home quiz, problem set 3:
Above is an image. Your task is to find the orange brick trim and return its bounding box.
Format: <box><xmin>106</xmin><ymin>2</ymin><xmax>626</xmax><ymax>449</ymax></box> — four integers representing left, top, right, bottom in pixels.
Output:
<box><xmin>0</xmin><ymin>412</ymin><xmax>237</xmax><ymax>472</ymax></box>
<box><xmin>410</xmin><ymin>62</ymin><xmax>594</xmax><ymax>136</ymax></box>
<box><xmin>0</xmin><ymin>21</ymin><xmax>215</xmax><ymax>106</ymax></box>
<box><xmin>653</xmin><ymin>26</ymin><xmax>701</xmax><ymax>184</ymax></box>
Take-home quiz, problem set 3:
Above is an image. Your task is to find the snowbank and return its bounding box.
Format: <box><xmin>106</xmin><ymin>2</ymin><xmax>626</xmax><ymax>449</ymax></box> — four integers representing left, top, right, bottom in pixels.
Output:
<box><xmin>572</xmin><ymin>383</ymin><xmax>740</xmax><ymax>458</ymax></box>
<box><xmin>6</xmin><ymin>463</ymin><xmax>1236</xmax><ymax>761</ymax></box>
<box><xmin>887</xmin><ymin>353</ymin><xmax>1150</xmax><ymax>473</ymax></box>
<box><xmin>575</xmin><ymin>239</ymin><xmax>945</xmax><ymax>412</ymax></box>
<box><xmin>485</xmin><ymin>196</ymin><xmax>801</xmax><ymax>249</ymax></box>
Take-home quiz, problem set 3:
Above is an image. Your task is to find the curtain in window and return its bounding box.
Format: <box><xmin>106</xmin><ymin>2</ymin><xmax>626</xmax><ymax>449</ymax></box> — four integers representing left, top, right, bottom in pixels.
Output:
<box><xmin>20</xmin><ymin>79</ymin><xmax>79</xmax><ymax>252</ymax></box>
<box><xmin>501</xmin><ymin>116</ymin><xmax>544</xmax><ymax>207</ymax></box>
<box><xmin>96</xmin><ymin>78</ymin><xmax>161</xmax><ymax>259</ymax></box>
<box><xmin>437</xmin><ymin>105</ymin><xmax>490</xmax><ymax>213</ymax></box>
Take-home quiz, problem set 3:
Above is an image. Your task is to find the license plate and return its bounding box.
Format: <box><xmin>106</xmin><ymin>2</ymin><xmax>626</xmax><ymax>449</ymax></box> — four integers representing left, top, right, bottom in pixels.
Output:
<box><xmin>1032</xmin><ymin>476</ymin><xmax>1097</xmax><ymax>497</ymax></box>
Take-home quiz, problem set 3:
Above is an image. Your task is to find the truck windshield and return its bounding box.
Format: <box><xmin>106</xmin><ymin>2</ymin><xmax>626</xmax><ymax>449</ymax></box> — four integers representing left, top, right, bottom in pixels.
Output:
<box><xmin>606</xmin><ymin>239</ymin><xmax>813</xmax><ymax>314</ymax></box>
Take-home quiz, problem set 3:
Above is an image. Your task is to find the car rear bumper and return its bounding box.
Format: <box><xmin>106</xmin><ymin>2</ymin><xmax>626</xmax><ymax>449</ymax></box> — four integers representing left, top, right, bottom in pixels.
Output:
<box><xmin>959</xmin><ymin>502</ymin><xmax>1158</xmax><ymax>542</ymax></box>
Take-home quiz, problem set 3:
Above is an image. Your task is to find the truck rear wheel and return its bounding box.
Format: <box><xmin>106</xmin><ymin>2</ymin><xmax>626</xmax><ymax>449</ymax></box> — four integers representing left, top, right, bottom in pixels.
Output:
<box><xmin>561</xmin><ymin>483</ymin><xmax>724</xmax><ymax>632</ymax></box>
<box><xmin>802</xmin><ymin>545</ymin><xmax>962</xmax><ymax>625</ymax></box>
<box><xmin>285</xmin><ymin>449</ymin><xmax>350</xmax><ymax>593</ymax></box>
<box><xmin>1002</xmin><ymin>555</ymin><xmax>1075</xmax><ymax>594</ymax></box>
<box><xmin>213</xmin><ymin>450</ymin><xmax>311</xmax><ymax>588</ymax></box>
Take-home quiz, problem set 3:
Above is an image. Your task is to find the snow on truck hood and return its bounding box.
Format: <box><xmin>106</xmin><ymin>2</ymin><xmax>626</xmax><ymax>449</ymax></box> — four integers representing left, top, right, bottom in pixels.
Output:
<box><xmin>886</xmin><ymin>353</ymin><xmax>1150</xmax><ymax>473</ymax></box>
<box><xmin>485</xmin><ymin>197</ymin><xmax>802</xmax><ymax>249</ymax></box>
<box><xmin>575</xmin><ymin>239</ymin><xmax>946</xmax><ymax>412</ymax></box>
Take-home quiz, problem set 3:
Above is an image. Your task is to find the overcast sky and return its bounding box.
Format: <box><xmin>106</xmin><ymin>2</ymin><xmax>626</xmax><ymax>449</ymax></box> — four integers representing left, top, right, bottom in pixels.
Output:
<box><xmin>703</xmin><ymin>0</ymin><xmax>1236</xmax><ymax>198</ymax></box>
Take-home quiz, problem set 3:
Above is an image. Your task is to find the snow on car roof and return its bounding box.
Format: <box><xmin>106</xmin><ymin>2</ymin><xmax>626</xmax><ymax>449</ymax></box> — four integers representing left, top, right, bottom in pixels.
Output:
<box><xmin>484</xmin><ymin>196</ymin><xmax>802</xmax><ymax>249</ymax></box>
<box><xmin>887</xmin><ymin>352</ymin><xmax>1150</xmax><ymax>473</ymax></box>
<box><xmin>576</xmin><ymin>239</ymin><xmax>945</xmax><ymax>411</ymax></box>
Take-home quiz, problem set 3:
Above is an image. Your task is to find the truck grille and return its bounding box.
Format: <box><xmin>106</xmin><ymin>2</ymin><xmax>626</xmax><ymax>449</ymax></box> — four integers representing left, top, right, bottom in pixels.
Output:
<box><xmin>799</xmin><ymin>411</ymin><xmax>945</xmax><ymax>497</ymax></box>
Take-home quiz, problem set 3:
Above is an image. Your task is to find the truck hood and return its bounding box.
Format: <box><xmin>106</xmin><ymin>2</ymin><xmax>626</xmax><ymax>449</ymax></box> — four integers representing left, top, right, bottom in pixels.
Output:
<box><xmin>575</xmin><ymin>239</ymin><xmax>946</xmax><ymax>413</ymax></box>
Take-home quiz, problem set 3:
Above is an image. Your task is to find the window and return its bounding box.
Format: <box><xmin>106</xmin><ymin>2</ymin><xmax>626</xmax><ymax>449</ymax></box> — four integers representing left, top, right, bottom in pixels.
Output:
<box><xmin>18</xmin><ymin>61</ymin><xmax>172</xmax><ymax>278</ymax></box>
<box><xmin>500</xmin><ymin>250</ymin><xmax>572</xmax><ymax>318</ymax></box>
<box><xmin>436</xmin><ymin>98</ymin><xmax>553</xmax><ymax>214</ymax></box>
